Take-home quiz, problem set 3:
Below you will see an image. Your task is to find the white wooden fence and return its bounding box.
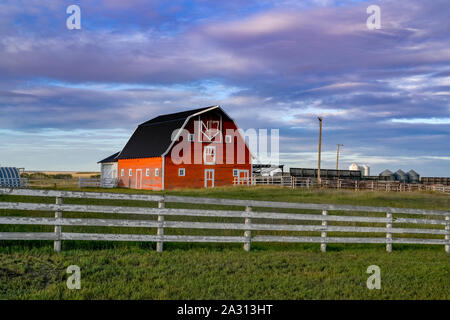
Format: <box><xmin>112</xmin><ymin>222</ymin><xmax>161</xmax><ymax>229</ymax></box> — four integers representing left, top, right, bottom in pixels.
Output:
<box><xmin>0</xmin><ymin>188</ymin><xmax>448</xmax><ymax>253</ymax></box>
<box><xmin>239</xmin><ymin>176</ymin><xmax>450</xmax><ymax>193</ymax></box>
<box><xmin>78</xmin><ymin>178</ymin><xmax>117</xmax><ymax>188</ymax></box>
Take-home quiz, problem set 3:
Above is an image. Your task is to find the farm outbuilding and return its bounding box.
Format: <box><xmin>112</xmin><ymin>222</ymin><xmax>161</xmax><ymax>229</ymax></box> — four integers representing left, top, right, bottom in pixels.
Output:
<box><xmin>290</xmin><ymin>167</ymin><xmax>362</xmax><ymax>180</ymax></box>
<box><xmin>0</xmin><ymin>167</ymin><xmax>23</xmax><ymax>188</ymax></box>
<box><xmin>101</xmin><ymin>106</ymin><xmax>252</xmax><ymax>190</ymax></box>
<box><xmin>97</xmin><ymin>152</ymin><xmax>120</xmax><ymax>188</ymax></box>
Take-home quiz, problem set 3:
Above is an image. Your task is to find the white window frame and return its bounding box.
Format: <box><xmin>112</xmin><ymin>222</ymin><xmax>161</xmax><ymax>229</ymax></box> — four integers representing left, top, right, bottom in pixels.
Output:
<box><xmin>121</xmin><ymin>169</ymin><xmax>124</xmax><ymax>177</ymax></box>
<box><xmin>188</xmin><ymin>133</ymin><xmax>195</xmax><ymax>142</ymax></box>
<box><xmin>146</xmin><ymin>168</ymin><xmax>150</xmax><ymax>177</ymax></box>
<box><xmin>136</xmin><ymin>169</ymin><xmax>142</xmax><ymax>189</ymax></box>
<box><xmin>179</xmin><ymin>168</ymin><xmax>186</xmax><ymax>176</ymax></box>
<box><xmin>155</xmin><ymin>168</ymin><xmax>159</xmax><ymax>177</ymax></box>
<box><xmin>203</xmin><ymin>145</ymin><xmax>216</xmax><ymax>165</ymax></box>
<box><xmin>225</xmin><ymin>135</ymin><xmax>232</xmax><ymax>144</ymax></box>
<box><xmin>129</xmin><ymin>169</ymin><xmax>132</xmax><ymax>177</ymax></box>
<box><xmin>204</xmin><ymin>169</ymin><xmax>215</xmax><ymax>188</ymax></box>
<box><xmin>235</xmin><ymin>169</ymin><xmax>250</xmax><ymax>185</ymax></box>
<box><xmin>233</xmin><ymin>169</ymin><xmax>238</xmax><ymax>177</ymax></box>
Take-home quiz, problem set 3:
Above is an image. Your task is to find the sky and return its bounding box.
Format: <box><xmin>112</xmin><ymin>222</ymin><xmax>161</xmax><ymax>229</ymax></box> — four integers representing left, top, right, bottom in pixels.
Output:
<box><xmin>0</xmin><ymin>0</ymin><xmax>449</xmax><ymax>176</ymax></box>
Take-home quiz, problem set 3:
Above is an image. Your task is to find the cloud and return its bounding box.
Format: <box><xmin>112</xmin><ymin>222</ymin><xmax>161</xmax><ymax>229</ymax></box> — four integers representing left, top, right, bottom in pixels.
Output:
<box><xmin>0</xmin><ymin>0</ymin><xmax>449</xmax><ymax>175</ymax></box>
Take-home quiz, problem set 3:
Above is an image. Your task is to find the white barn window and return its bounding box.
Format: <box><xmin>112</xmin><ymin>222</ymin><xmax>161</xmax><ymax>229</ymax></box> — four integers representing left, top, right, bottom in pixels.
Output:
<box><xmin>129</xmin><ymin>169</ymin><xmax>132</xmax><ymax>177</ymax></box>
<box><xmin>203</xmin><ymin>146</ymin><xmax>216</xmax><ymax>165</ymax></box>
<box><xmin>179</xmin><ymin>168</ymin><xmax>185</xmax><ymax>176</ymax></box>
<box><xmin>225</xmin><ymin>135</ymin><xmax>232</xmax><ymax>143</ymax></box>
<box><xmin>146</xmin><ymin>168</ymin><xmax>150</xmax><ymax>176</ymax></box>
<box><xmin>121</xmin><ymin>169</ymin><xmax>124</xmax><ymax>177</ymax></box>
<box><xmin>188</xmin><ymin>134</ymin><xmax>194</xmax><ymax>142</ymax></box>
<box><xmin>155</xmin><ymin>168</ymin><xmax>159</xmax><ymax>177</ymax></box>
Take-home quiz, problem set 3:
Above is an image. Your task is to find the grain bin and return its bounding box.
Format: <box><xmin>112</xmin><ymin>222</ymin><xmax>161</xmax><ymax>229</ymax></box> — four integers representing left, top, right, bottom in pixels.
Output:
<box><xmin>407</xmin><ymin>170</ymin><xmax>420</xmax><ymax>183</ymax></box>
<box><xmin>361</xmin><ymin>164</ymin><xmax>370</xmax><ymax>177</ymax></box>
<box><xmin>379</xmin><ymin>169</ymin><xmax>394</xmax><ymax>181</ymax></box>
<box><xmin>394</xmin><ymin>169</ymin><xmax>408</xmax><ymax>182</ymax></box>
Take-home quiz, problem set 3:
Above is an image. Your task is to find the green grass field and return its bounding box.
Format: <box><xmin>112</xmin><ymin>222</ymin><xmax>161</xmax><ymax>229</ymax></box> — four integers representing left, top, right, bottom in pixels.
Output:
<box><xmin>0</xmin><ymin>186</ymin><xmax>449</xmax><ymax>299</ymax></box>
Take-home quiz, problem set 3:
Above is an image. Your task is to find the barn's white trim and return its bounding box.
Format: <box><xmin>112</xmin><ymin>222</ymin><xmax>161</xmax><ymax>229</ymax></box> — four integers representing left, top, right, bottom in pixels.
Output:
<box><xmin>161</xmin><ymin>156</ymin><xmax>165</xmax><ymax>190</ymax></box>
<box><xmin>197</xmin><ymin>114</ymin><xmax>222</xmax><ymax>143</ymax></box>
<box><xmin>161</xmin><ymin>105</ymin><xmax>219</xmax><ymax>157</ymax></box>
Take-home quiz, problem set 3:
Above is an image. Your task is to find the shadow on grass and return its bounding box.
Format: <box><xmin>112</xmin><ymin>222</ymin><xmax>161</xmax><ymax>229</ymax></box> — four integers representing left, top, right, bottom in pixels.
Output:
<box><xmin>1</xmin><ymin>240</ymin><xmax>443</xmax><ymax>254</ymax></box>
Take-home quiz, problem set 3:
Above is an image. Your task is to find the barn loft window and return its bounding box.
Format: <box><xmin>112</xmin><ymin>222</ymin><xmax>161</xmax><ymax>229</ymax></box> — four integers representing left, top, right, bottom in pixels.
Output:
<box><xmin>225</xmin><ymin>135</ymin><xmax>232</xmax><ymax>143</ymax></box>
<box><xmin>146</xmin><ymin>169</ymin><xmax>150</xmax><ymax>177</ymax></box>
<box><xmin>179</xmin><ymin>168</ymin><xmax>186</xmax><ymax>176</ymax></box>
<box><xmin>155</xmin><ymin>168</ymin><xmax>159</xmax><ymax>177</ymax></box>
<box><xmin>204</xmin><ymin>145</ymin><xmax>216</xmax><ymax>165</ymax></box>
<box><xmin>233</xmin><ymin>169</ymin><xmax>238</xmax><ymax>177</ymax></box>
<box><xmin>188</xmin><ymin>134</ymin><xmax>194</xmax><ymax>142</ymax></box>
<box><xmin>129</xmin><ymin>169</ymin><xmax>132</xmax><ymax>177</ymax></box>
<box><xmin>121</xmin><ymin>169</ymin><xmax>124</xmax><ymax>177</ymax></box>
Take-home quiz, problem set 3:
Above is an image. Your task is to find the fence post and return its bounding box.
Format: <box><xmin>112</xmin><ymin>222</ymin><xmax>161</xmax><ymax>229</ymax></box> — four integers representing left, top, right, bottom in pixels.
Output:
<box><xmin>244</xmin><ymin>206</ymin><xmax>252</xmax><ymax>252</ymax></box>
<box><xmin>54</xmin><ymin>196</ymin><xmax>62</xmax><ymax>252</ymax></box>
<box><xmin>321</xmin><ymin>210</ymin><xmax>327</xmax><ymax>252</ymax></box>
<box><xmin>386</xmin><ymin>212</ymin><xmax>393</xmax><ymax>252</ymax></box>
<box><xmin>445</xmin><ymin>216</ymin><xmax>449</xmax><ymax>253</ymax></box>
<box><xmin>157</xmin><ymin>197</ymin><xmax>165</xmax><ymax>252</ymax></box>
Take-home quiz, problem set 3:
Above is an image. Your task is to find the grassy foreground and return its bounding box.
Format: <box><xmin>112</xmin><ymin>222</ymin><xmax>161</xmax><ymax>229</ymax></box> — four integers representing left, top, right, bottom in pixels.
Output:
<box><xmin>0</xmin><ymin>186</ymin><xmax>449</xmax><ymax>299</ymax></box>
<box><xmin>1</xmin><ymin>246</ymin><xmax>449</xmax><ymax>299</ymax></box>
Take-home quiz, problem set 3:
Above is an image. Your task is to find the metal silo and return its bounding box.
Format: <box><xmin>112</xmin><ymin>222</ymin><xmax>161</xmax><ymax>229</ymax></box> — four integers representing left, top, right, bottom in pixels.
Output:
<box><xmin>361</xmin><ymin>164</ymin><xmax>370</xmax><ymax>177</ymax></box>
<box><xmin>407</xmin><ymin>170</ymin><xmax>420</xmax><ymax>183</ymax></box>
<box><xmin>379</xmin><ymin>169</ymin><xmax>394</xmax><ymax>181</ymax></box>
<box><xmin>394</xmin><ymin>169</ymin><xmax>408</xmax><ymax>182</ymax></box>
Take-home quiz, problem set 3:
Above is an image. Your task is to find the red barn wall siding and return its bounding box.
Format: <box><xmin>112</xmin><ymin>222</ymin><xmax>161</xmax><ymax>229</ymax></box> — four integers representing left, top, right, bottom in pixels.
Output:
<box><xmin>118</xmin><ymin>157</ymin><xmax>163</xmax><ymax>190</ymax></box>
<box><xmin>164</xmin><ymin>157</ymin><xmax>251</xmax><ymax>189</ymax></box>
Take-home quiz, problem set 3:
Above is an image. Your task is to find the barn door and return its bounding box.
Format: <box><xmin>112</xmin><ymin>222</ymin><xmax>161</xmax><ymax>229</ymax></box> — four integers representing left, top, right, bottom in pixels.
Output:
<box><xmin>204</xmin><ymin>169</ymin><xmax>215</xmax><ymax>188</ymax></box>
<box><xmin>238</xmin><ymin>170</ymin><xmax>249</xmax><ymax>185</ymax></box>
<box><xmin>136</xmin><ymin>169</ymin><xmax>142</xmax><ymax>189</ymax></box>
<box><xmin>102</xmin><ymin>164</ymin><xmax>113</xmax><ymax>179</ymax></box>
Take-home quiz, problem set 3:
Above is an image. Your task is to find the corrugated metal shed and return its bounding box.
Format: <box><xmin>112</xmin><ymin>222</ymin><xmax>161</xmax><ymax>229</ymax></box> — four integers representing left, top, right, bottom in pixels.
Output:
<box><xmin>290</xmin><ymin>167</ymin><xmax>362</xmax><ymax>179</ymax></box>
<box><xmin>0</xmin><ymin>167</ymin><xmax>22</xmax><ymax>188</ymax></box>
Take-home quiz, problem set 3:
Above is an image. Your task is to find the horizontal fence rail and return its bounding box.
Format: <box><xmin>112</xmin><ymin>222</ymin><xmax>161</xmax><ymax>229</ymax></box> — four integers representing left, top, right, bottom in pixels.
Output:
<box><xmin>0</xmin><ymin>188</ymin><xmax>449</xmax><ymax>253</ymax></box>
<box><xmin>78</xmin><ymin>177</ymin><xmax>118</xmax><ymax>188</ymax></box>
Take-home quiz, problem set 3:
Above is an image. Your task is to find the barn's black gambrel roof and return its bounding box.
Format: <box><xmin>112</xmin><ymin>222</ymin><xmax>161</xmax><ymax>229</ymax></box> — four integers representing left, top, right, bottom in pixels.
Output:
<box><xmin>116</xmin><ymin>106</ymin><xmax>220</xmax><ymax>160</ymax></box>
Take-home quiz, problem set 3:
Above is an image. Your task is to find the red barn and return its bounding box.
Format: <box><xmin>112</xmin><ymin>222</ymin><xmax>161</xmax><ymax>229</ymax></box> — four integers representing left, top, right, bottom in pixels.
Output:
<box><xmin>103</xmin><ymin>106</ymin><xmax>252</xmax><ymax>190</ymax></box>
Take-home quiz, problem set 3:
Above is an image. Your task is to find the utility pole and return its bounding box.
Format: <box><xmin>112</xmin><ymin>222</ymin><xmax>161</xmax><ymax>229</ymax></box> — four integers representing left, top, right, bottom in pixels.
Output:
<box><xmin>317</xmin><ymin>117</ymin><xmax>323</xmax><ymax>185</ymax></box>
<box><xmin>336</xmin><ymin>144</ymin><xmax>343</xmax><ymax>181</ymax></box>
<box><xmin>336</xmin><ymin>144</ymin><xmax>343</xmax><ymax>170</ymax></box>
